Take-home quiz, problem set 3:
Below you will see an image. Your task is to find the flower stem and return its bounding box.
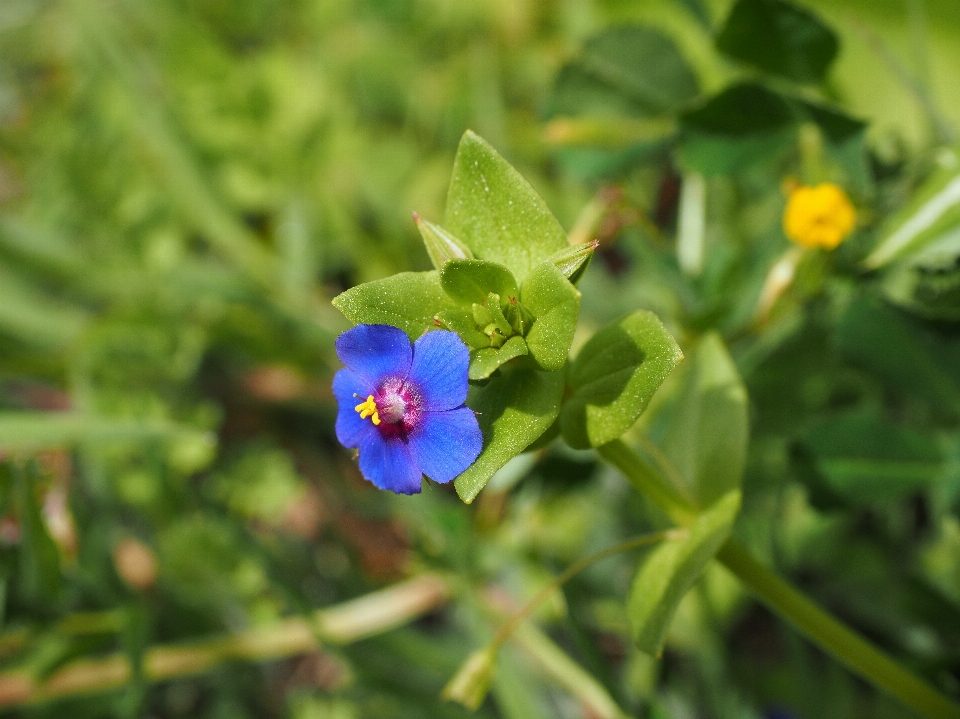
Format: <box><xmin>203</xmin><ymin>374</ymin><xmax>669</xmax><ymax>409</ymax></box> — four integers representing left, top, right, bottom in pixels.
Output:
<box><xmin>489</xmin><ymin>529</ymin><xmax>677</xmax><ymax>653</ymax></box>
<box><xmin>597</xmin><ymin>439</ymin><xmax>695</xmax><ymax>526</ymax></box>
<box><xmin>446</xmin><ymin>532</ymin><xmax>673</xmax><ymax>714</ymax></box>
<box><xmin>510</xmin><ymin>622</ymin><xmax>630</xmax><ymax>719</ymax></box>
<box><xmin>598</xmin><ymin>439</ymin><xmax>960</xmax><ymax>719</ymax></box>
<box><xmin>717</xmin><ymin>541</ymin><xmax>960</xmax><ymax>719</ymax></box>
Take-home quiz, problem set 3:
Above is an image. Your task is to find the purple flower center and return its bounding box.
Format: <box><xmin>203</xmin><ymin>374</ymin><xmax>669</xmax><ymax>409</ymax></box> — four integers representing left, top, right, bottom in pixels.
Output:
<box><xmin>375</xmin><ymin>376</ymin><xmax>423</xmax><ymax>437</ymax></box>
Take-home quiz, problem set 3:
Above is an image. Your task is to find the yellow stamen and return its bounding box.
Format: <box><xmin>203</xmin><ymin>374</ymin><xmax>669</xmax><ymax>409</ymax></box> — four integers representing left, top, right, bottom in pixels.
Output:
<box><xmin>354</xmin><ymin>395</ymin><xmax>381</xmax><ymax>426</ymax></box>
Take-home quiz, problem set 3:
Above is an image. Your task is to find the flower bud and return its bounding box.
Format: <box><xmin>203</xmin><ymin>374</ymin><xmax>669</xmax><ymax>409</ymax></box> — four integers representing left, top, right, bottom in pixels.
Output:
<box><xmin>441</xmin><ymin>646</ymin><xmax>497</xmax><ymax>710</ymax></box>
<box><xmin>114</xmin><ymin>537</ymin><xmax>158</xmax><ymax>591</ymax></box>
<box><xmin>413</xmin><ymin>213</ymin><xmax>473</xmax><ymax>270</ymax></box>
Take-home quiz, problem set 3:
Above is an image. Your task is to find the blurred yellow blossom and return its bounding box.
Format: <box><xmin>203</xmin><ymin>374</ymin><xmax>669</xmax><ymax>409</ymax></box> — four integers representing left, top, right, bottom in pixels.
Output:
<box><xmin>782</xmin><ymin>182</ymin><xmax>856</xmax><ymax>250</ymax></box>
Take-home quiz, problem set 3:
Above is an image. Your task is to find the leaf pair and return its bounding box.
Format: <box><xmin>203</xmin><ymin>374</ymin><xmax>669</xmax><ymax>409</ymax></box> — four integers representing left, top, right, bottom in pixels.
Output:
<box><xmin>680</xmin><ymin>0</ymin><xmax>861</xmax><ymax>179</ymax></box>
<box><xmin>333</xmin><ymin>131</ymin><xmax>589</xmax><ymax>501</ymax></box>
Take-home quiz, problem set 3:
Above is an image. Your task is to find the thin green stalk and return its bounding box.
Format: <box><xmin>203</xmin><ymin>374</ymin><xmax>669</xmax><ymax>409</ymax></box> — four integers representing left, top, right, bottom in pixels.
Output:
<box><xmin>511</xmin><ymin>623</ymin><xmax>629</xmax><ymax>719</ymax></box>
<box><xmin>597</xmin><ymin>440</ymin><xmax>695</xmax><ymax>526</ymax></box>
<box><xmin>444</xmin><ymin>531</ymin><xmax>674</xmax><ymax>713</ymax></box>
<box><xmin>718</xmin><ymin>541</ymin><xmax>960</xmax><ymax>719</ymax></box>
<box><xmin>599</xmin><ymin>439</ymin><xmax>960</xmax><ymax>719</ymax></box>
<box><xmin>489</xmin><ymin>529</ymin><xmax>678</xmax><ymax>653</ymax></box>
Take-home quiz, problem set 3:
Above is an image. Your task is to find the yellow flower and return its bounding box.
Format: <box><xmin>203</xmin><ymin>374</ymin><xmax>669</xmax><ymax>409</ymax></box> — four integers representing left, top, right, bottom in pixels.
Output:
<box><xmin>782</xmin><ymin>182</ymin><xmax>856</xmax><ymax>250</ymax></box>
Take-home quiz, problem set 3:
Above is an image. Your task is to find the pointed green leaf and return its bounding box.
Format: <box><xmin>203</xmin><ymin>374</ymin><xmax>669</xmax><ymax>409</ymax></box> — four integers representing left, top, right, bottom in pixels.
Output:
<box><xmin>549</xmin><ymin>241</ymin><xmax>597</xmax><ymax>285</ymax></box>
<box><xmin>662</xmin><ymin>333</ymin><xmax>748</xmax><ymax>505</ymax></box>
<box><xmin>15</xmin><ymin>465</ymin><xmax>61</xmax><ymax>603</ymax></box>
<box><xmin>469</xmin><ymin>336</ymin><xmax>528</xmax><ymax>381</ymax></box>
<box><xmin>628</xmin><ymin>490</ymin><xmax>740</xmax><ymax>656</ymax></box>
<box><xmin>864</xmin><ymin>152</ymin><xmax>960</xmax><ymax>269</ymax></box>
<box><xmin>561</xmin><ymin>311</ymin><xmax>682</xmax><ymax>449</ymax></box>
<box><xmin>716</xmin><ymin>0</ymin><xmax>838</xmax><ymax>84</ymax></box>
<box><xmin>682</xmin><ymin>83</ymin><xmax>794</xmax><ymax>136</ymax></box>
<box><xmin>679</xmin><ymin>83</ymin><xmax>796</xmax><ymax>176</ymax></box>
<box><xmin>487</xmin><ymin>294</ymin><xmax>513</xmax><ymax>337</ymax></box>
<box><xmin>440</xmin><ymin>259</ymin><xmax>519</xmax><ymax>306</ymax></box>
<box><xmin>332</xmin><ymin>271</ymin><xmax>456</xmax><ymax>340</ymax></box>
<box><xmin>797</xmin><ymin>100</ymin><xmax>870</xmax><ymax>190</ymax></box>
<box><xmin>521</xmin><ymin>262</ymin><xmax>581</xmax><ymax>372</ymax></box>
<box><xmin>456</xmin><ymin>369</ymin><xmax>564</xmax><ymax>503</ymax></box>
<box><xmin>550</xmin><ymin>26</ymin><xmax>700</xmax><ymax>117</ymax></box>
<box><xmin>414</xmin><ymin>213</ymin><xmax>473</xmax><ymax>270</ymax></box>
<box><xmin>445</xmin><ymin>131</ymin><xmax>567</xmax><ymax>283</ymax></box>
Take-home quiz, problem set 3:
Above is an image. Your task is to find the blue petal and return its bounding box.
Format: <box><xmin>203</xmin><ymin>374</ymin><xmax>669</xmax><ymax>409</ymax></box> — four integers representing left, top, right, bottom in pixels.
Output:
<box><xmin>358</xmin><ymin>433</ymin><xmax>423</xmax><ymax>495</ymax></box>
<box><xmin>333</xmin><ymin>369</ymin><xmax>376</xmax><ymax>449</ymax></box>
<box><xmin>336</xmin><ymin>324</ymin><xmax>412</xmax><ymax>386</ymax></box>
<box><xmin>408</xmin><ymin>407</ymin><xmax>482</xmax><ymax>484</ymax></box>
<box><xmin>408</xmin><ymin>330</ymin><xmax>470</xmax><ymax>411</ymax></box>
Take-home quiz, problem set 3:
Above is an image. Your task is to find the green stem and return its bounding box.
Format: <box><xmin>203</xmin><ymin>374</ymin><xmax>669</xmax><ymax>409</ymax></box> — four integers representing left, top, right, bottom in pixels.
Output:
<box><xmin>598</xmin><ymin>439</ymin><xmax>960</xmax><ymax>719</ymax></box>
<box><xmin>448</xmin><ymin>533</ymin><xmax>674</xmax><ymax>716</ymax></box>
<box><xmin>597</xmin><ymin>440</ymin><xmax>695</xmax><ymax>526</ymax></box>
<box><xmin>717</xmin><ymin>541</ymin><xmax>960</xmax><ymax>719</ymax></box>
<box><xmin>510</xmin><ymin>623</ymin><xmax>629</xmax><ymax>719</ymax></box>
<box><xmin>489</xmin><ymin>529</ymin><xmax>677</xmax><ymax>653</ymax></box>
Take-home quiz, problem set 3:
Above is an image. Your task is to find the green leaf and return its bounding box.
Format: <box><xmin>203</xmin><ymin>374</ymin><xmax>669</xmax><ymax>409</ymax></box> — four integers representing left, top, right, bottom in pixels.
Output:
<box><xmin>455</xmin><ymin>368</ymin><xmax>565</xmax><ymax>503</ymax></box>
<box><xmin>883</xmin><ymin>260</ymin><xmax>960</xmax><ymax>321</ymax></box>
<box><xmin>469</xmin><ymin>336</ymin><xmax>528</xmax><ymax>381</ymax></box>
<box><xmin>874</xmin><ymin>156</ymin><xmax>960</xmax><ymax>319</ymax></box>
<box><xmin>332</xmin><ymin>271</ymin><xmax>456</xmax><ymax>340</ymax></box>
<box><xmin>716</xmin><ymin>0</ymin><xmax>839</xmax><ymax>84</ymax></box>
<box><xmin>864</xmin><ymin>153</ymin><xmax>960</xmax><ymax>269</ymax></box>
<box><xmin>549</xmin><ymin>241</ymin><xmax>597</xmax><ymax>285</ymax></box>
<box><xmin>445</xmin><ymin>131</ymin><xmax>567</xmax><ymax>283</ymax></box>
<box><xmin>627</xmin><ymin>490</ymin><xmax>741</xmax><ymax>656</ymax></box>
<box><xmin>0</xmin><ymin>412</ymin><xmax>209</xmax><ymax>452</ymax></box>
<box><xmin>441</xmin><ymin>647</ymin><xmax>497</xmax><ymax>710</ymax></box>
<box><xmin>837</xmin><ymin>294</ymin><xmax>960</xmax><ymax>415</ymax></box>
<box><xmin>679</xmin><ymin>83</ymin><xmax>796</xmax><ymax>175</ymax></box>
<box><xmin>804</xmin><ymin>412</ymin><xmax>944</xmax><ymax>504</ymax></box>
<box><xmin>798</xmin><ymin>100</ymin><xmax>870</xmax><ymax>190</ymax></box>
<box><xmin>662</xmin><ymin>333</ymin><xmax>748</xmax><ymax>505</ymax></box>
<box><xmin>682</xmin><ymin>84</ymin><xmax>794</xmax><ymax>136</ymax></box>
<box><xmin>414</xmin><ymin>213</ymin><xmax>473</xmax><ymax>270</ymax></box>
<box><xmin>679</xmin><ymin>131</ymin><xmax>795</xmax><ymax>177</ymax></box>
<box><xmin>550</xmin><ymin>26</ymin><xmax>700</xmax><ymax>118</ymax></box>
<box><xmin>440</xmin><ymin>259</ymin><xmax>519</xmax><ymax>306</ymax></box>
<box><xmin>437</xmin><ymin>308</ymin><xmax>491</xmax><ymax>349</ymax></box>
<box><xmin>0</xmin><ymin>265</ymin><xmax>88</xmax><ymax>349</ymax></box>
<box><xmin>561</xmin><ymin>311</ymin><xmax>683</xmax><ymax>449</ymax></box>
<box><xmin>486</xmin><ymin>293</ymin><xmax>514</xmax><ymax>337</ymax></box>
<box><xmin>15</xmin><ymin>464</ymin><xmax>61</xmax><ymax>603</ymax></box>
<box><xmin>520</xmin><ymin>262</ymin><xmax>581</xmax><ymax>372</ymax></box>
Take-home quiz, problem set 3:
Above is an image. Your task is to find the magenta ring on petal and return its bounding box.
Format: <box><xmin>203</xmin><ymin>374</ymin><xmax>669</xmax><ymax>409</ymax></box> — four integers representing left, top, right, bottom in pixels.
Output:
<box><xmin>333</xmin><ymin>324</ymin><xmax>482</xmax><ymax>495</ymax></box>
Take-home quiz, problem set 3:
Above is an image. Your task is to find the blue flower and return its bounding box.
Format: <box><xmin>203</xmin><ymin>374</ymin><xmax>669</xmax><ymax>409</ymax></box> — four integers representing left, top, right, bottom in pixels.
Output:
<box><xmin>333</xmin><ymin>324</ymin><xmax>483</xmax><ymax>495</ymax></box>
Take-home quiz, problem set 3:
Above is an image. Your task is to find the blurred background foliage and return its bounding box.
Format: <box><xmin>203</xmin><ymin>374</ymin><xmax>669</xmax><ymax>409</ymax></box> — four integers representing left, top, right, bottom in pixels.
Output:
<box><xmin>1</xmin><ymin>0</ymin><xmax>960</xmax><ymax>718</ymax></box>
